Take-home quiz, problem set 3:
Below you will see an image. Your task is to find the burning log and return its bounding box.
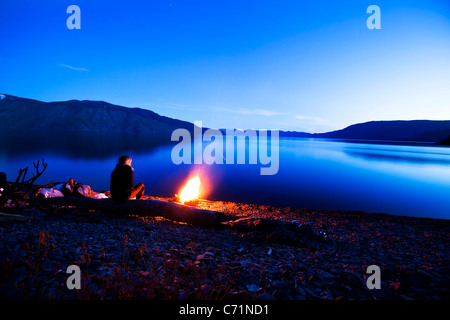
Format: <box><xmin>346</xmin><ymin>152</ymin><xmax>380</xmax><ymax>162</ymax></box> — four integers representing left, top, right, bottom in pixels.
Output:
<box><xmin>31</xmin><ymin>196</ymin><xmax>236</xmax><ymax>227</ymax></box>
<box><xmin>176</xmin><ymin>176</ymin><xmax>201</xmax><ymax>204</ymax></box>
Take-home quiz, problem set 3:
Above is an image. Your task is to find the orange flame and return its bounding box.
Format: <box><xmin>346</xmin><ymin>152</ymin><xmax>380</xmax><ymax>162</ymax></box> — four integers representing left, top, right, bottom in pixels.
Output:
<box><xmin>178</xmin><ymin>176</ymin><xmax>200</xmax><ymax>203</ymax></box>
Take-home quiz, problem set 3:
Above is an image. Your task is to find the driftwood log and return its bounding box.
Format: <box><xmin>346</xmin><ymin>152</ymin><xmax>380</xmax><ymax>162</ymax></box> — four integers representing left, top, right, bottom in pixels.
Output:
<box><xmin>31</xmin><ymin>197</ymin><xmax>326</xmax><ymax>245</ymax></box>
<box><xmin>0</xmin><ymin>212</ymin><xmax>33</xmax><ymax>222</ymax></box>
<box><xmin>31</xmin><ymin>196</ymin><xmax>236</xmax><ymax>228</ymax></box>
<box><xmin>4</xmin><ymin>162</ymin><xmax>326</xmax><ymax>244</ymax></box>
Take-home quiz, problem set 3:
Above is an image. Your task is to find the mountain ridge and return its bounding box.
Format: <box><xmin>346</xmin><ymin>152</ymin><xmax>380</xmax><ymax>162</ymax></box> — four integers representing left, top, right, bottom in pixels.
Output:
<box><xmin>279</xmin><ymin>120</ymin><xmax>450</xmax><ymax>143</ymax></box>
<box><xmin>0</xmin><ymin>94</ymin><xmax>194</xmax><ymax>135</ymax></box>
<box><xmin>1</xmin><ymin>94</ymin><xmax>449</xmax><ymax>143</ymax></box>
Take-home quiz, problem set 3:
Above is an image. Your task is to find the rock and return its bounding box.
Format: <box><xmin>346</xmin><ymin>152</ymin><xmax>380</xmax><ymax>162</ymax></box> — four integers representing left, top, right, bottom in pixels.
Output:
<box><xmin>417</xmin><ymin>270</ymin><xmax>434</xmax><ymax>283</ymax></box>
<box><xmin>0</xmin><ymin>280</ymin><xmax>21</xmax><ymax>299</ymax></box>
<box><xmin>304</xmin><ymin>287</ymin><xmax>321</xmax><ymax>299</ymax></box>
<box><xmin>404</xmin><ymin>273</ymin><xmax>428</xmax><ymax>288</ymax></box>
<box><xmin>239</xmin><ymin>260</ymin><xmax>253</xmax><ymax>267</ymax></box>
<box><xmin>319</xmin><ymin>269</ymin><xmax>335</xmax><ymax>280</ymax></box>
<box><xmin>196</xmin><ymin>252</ymin><xmax>214</xmax><ymax>261</ymax></box>
<box><xmin>246</xmin><ymin>284</ymin><xmax>262</xmax><ymax>293</ymax></box>
<box><xmin>295</xmin><ymin>281</ymin><xmax>306</xmax><ymax>295</ymax></box>
<box><xmin>390</xmin><ymin>282</ymin><xmax>401</xmax><ymax>291</ymax></box>
<box><xmin>438</xmin><ymin>278</ymin><xmax>450</xmax><ymax>288</ymax></box>
<box><xmin>272</xmin><ymin>280</ymin><xmax>287</xmax><ymax>290</ymax></box>
<box><xmin>257</xmin><ymin>292</ymin><xmax>276</xmax><ymax>300</ymax></box>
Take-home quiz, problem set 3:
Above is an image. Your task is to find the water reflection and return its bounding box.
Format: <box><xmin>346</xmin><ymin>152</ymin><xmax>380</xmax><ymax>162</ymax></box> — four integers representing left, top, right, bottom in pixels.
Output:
<box><xmin>1</xmin><ymin>134</ymin><xmax>449</xmax><ymax>219</ymax></box>
<box><xmin>1</xmin><ymin>129</ymin><xmax>172</xmax><ymax>158</ymax></box>
<box><xmin>342</xmin><ymin>144</ymin><xmax>450</xmax><ymax>166</ymax></box>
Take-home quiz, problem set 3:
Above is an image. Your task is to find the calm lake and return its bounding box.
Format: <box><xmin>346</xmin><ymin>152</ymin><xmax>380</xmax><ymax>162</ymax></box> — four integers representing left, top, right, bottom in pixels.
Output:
<box><xmin>1</xmin><ymin>131</ymin><xmax>449</xmax><ymax>219</ymax></box>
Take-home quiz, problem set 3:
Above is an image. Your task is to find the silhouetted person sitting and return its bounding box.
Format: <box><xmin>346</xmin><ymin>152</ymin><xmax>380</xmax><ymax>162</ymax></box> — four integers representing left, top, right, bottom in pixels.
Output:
<box><xmin>110</xmin><ymin>155</ymin><xmax>145</xmax><ymax>202</ymax></box>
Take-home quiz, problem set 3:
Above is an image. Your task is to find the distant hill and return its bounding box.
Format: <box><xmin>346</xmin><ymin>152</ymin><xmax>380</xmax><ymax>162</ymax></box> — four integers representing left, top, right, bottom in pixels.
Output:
<box><xmin>280</xmin><ymin>120</ymin><xmax>450</xmax><ymax>143</ymax></box>
<box><xmin>320</xmin><ymin>120</ymin><xmax>450</xmax><ymax>142</ymax></box>
<box><xmin>0</xmin><ymin>94</ymin><xmax>194</xmax><ymax>136</ymax></box>
<box><xmin>1</xmin><ymin>94</ymin><xmax>449</xmax><ymax>143</ymax></box>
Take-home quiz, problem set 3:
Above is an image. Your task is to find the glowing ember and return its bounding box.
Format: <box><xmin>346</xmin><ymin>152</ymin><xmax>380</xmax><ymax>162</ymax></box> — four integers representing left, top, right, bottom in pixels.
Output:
<box><xmin>178</xmin><ymin>176</ymin><xmax>200</xmax><ymax>204</ymax></box>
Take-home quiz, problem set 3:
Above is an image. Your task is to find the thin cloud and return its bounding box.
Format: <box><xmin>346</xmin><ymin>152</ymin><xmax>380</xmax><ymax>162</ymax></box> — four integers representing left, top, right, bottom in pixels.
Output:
<box><xmin>158</xmin><ymin>103</ymin><xmax>285</xmax><ymax>117</ymax></box>
<box><xmin>295</xmin><ymin>115</ymin><xmax>327</xmax><ymax>123</ymax></box>
<box><xmin>165</xmin><ymin>103</ymin><xmax>204</xmax><ymax>112</ymax></box>
<box><xmin>213</xmin><ymin>106</ymin><xmax>284</xmax><ymax>117</ymax></box>
<box><xmin>60</xmin><ymin>64</ymin><xmax>89</xmax><ymax>72</ymax></box>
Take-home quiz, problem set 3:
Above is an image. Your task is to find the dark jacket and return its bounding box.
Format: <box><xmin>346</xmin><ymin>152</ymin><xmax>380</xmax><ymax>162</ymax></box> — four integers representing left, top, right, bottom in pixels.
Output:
<box><xmin>110</xmin><ymin>164</ymin><xmax>134</xmax><ymax>201</ymax></box>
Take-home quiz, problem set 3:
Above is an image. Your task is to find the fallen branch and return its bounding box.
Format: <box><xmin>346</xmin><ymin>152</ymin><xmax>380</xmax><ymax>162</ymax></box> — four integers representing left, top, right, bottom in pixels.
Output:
<box><xmin>31</xmin><ymin>196</ymin><xmax>236</xmax><ymax>228</ymax></box>
<box><xmin>1</xmin><ymin>159</ymin><xmax>48</xmax><ymax>207</ymax></box>
<box><xmin>0</xmin><ymin>212</ymin><xmax>33</xmax><ymax>222</ymax></box>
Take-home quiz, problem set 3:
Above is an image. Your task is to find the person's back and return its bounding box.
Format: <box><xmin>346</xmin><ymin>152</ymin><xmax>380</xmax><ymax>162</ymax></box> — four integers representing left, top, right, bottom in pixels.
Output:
<box><xmin>110</xmin><ymin>155</ymin><xmax>145</xmax><ymax>202</ymax></box>
<box><xmin>110</xmin><ymin>163</ymin><xmax>134</xmax><ymax>201</ymax></box>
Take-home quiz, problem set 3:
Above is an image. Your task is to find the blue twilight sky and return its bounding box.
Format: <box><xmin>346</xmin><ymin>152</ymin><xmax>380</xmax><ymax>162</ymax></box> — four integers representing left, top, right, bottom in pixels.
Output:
<box><xmin>1</xmin><ymin>0</ymin><xmax>450</xmax><ymax>132</ymax></box>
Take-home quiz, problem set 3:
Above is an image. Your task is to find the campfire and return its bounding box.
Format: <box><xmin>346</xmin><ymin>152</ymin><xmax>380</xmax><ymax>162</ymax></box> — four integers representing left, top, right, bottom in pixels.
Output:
<box><xmin>176</xmin><ymin>176</ymin><xmax>201</xmax><ymax>206</ymax></box>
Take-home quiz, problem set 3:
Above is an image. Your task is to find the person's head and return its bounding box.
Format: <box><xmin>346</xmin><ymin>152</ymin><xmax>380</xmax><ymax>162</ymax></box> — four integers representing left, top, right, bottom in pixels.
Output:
<box><xmin>118</xmin><ymin>155</ymin><xmax>132</xmax><ymax>166</ymax></box>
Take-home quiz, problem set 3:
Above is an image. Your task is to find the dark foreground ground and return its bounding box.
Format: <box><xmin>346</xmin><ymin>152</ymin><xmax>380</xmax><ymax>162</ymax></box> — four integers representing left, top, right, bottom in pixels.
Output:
<box><xmin>0</xmin><ymin>196</ymin><xmax>449</xmax><ymax>301</ymax></box>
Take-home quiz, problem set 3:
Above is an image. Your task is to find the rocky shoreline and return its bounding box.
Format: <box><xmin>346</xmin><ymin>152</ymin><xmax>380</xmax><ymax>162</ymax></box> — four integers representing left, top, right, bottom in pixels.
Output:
<box><xmin>0</xmin><ymin>197</ymin><xmax>449</xmax><ymax>300</ymax></box>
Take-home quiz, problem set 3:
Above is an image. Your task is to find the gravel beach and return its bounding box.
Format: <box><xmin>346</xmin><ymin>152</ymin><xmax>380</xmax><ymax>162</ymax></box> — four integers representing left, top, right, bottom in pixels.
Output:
<box><xmin>1</xmin><ymin>196</ymin><xmax>449</xmax><ymax>301</ymax></box>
